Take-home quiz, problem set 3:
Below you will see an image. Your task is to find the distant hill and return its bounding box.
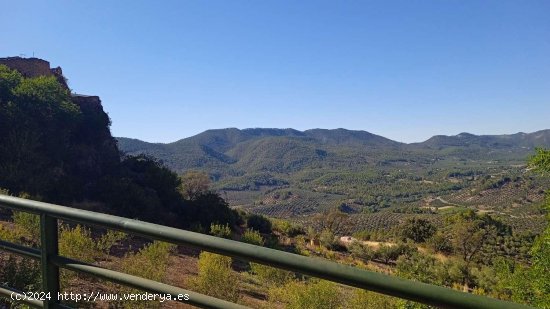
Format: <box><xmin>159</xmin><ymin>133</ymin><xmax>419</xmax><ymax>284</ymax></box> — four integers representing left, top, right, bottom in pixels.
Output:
<box><xmin>304</xmin><ymin>128</ymin><xmax>402</xmax><ymax>147</ymax></box>
<box><xmin>117</xmin><ymin>128</ymin><xmax>550</xmax><ymax>174</ymax></box>
<box><xmin>117</xmin><ymin>128</ymin><xmax>550</xmax><ymax>227</ymax></box>
<box><xmin>117</xmin><ymin>128</ymin><xmax>403</xmax><ymax>173</ymax></box>
<box><xmin>416</xmin><ymin>130</ymin><xmax>550</xmax><ymax>149</ymax></box>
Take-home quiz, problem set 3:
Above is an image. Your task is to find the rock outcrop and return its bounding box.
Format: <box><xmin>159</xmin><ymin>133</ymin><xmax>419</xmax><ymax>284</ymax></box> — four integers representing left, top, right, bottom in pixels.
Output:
<box><xmin>1</xmin><ymin>56</ymin><xmax>120</xmax><ymax>194</ymax></box>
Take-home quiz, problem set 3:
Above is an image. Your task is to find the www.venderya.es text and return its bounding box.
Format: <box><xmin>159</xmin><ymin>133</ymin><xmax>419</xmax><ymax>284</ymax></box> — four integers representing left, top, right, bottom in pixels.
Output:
<box><xmin>11</xmin><ymin>291</ymin><xmax>190</xmax><ymax>303</ymax></box>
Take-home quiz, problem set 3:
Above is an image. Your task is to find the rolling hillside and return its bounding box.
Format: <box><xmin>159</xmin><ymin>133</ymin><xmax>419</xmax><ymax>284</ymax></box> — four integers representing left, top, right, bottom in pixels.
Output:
<box><xmin>117</xmin><ymin>128</ymin><xmax>550</xmax><ymax>232</ymax></box>
<box><xmin>118</xmin><ymin>128</ymin><xmax>550</xmax><ymax>173</ymax></box>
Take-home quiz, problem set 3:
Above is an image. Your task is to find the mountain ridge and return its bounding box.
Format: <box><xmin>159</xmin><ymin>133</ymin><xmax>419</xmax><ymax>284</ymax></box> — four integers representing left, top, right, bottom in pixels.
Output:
<box><xmin>116</xmin><ymin>128</ymin><xmax>550</xmax><ymax>175</ymax></box>
<box><xmin>116</xmin><ymin>127</ymin><xmax>550</xmax><ymax>223</ymax></box>
<box><xmin>116</xmin><ymin>128</ymin><xmax>550</xmax><ymax>151</ymax></box>
<box><xmin>119</xmin><ymin>128</ymin><xmax>550</xmax><ymax>147</ymax></box>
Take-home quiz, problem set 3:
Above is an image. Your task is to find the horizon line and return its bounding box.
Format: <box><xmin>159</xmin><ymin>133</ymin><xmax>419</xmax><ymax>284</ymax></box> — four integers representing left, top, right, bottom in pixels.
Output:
<box><xmin>115</xmin><ymin>127</ymin><xmax>550</xmax><ymax>145</ymax></box>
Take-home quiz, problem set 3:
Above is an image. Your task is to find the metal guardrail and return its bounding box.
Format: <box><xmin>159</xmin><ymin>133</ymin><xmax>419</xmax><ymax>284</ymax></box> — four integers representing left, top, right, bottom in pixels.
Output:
<box><xmin>0</xmin><ymin>195</ymin><xmax>533</xmax><ymax>309</ymax></box>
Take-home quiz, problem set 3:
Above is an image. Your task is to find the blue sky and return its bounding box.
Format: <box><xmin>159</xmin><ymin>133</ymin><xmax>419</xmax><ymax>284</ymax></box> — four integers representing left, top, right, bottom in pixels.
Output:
<box><xmin>1</xmin><ymin>1</ymin><xmax>549</xmax><ymax>143</ymax></box>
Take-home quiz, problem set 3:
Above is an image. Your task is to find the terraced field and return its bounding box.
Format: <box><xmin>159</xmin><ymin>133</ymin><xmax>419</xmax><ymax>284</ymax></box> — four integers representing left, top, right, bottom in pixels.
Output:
<box><xmin>244</xmin><ymin>189</ymin><xmax>344</xmax><ymax>218</ymax></box>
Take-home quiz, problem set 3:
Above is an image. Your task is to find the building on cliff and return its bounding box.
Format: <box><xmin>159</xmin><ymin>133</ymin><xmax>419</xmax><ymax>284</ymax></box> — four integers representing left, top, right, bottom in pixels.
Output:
<box><xmin>0</xmin><ymin>56</ymin><xmax>105</xmax><ymax>114</ymax></box>
<box><xmin>0</xmin><ymin>56</ymin><xmax>120</xmax><ymax>179</ymax></box>
<box><xmin>0</xmin><ymin>56</ymin><xmax>69</xmax><ymax>89</ymax></box>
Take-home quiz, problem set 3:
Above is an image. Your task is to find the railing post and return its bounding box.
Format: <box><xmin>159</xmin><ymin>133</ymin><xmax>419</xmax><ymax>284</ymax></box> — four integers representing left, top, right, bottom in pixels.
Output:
<box><xmin>40</xmin><ymin>214</ymin><xmax>60</xmax><ymax>309</ymax></box>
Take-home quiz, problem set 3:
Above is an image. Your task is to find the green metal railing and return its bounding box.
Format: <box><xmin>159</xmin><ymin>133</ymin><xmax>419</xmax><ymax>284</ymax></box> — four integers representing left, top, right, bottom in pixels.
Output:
<box><xmin>0</xmin><ymin>195</ymin><xmax>533</xmax><ymax>309</ymax></box>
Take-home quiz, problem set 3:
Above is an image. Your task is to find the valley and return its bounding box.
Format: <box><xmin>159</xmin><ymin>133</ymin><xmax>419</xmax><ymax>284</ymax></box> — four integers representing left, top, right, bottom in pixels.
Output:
<box><xmin>118</xmin><ymin>128</ymin><xmax>550</xmax><ymax>234</ymax></box>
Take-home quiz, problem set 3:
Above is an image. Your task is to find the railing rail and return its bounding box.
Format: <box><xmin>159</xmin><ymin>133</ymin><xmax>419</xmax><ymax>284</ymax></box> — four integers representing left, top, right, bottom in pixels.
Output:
<box><xmin>0</xmin><ymin>195</ymin><xmax>533</xmax><ymax>309</ymax></box>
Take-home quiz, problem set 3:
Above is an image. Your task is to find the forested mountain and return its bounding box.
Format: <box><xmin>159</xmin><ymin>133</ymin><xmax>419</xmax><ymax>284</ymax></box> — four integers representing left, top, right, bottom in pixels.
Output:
<box><xmin>414</xmin><ymin>130</ymin><xmax>550</xmax><ymax>149</ymax></box>
<box><xmin>118</xmin><ymin>128</ymin><xmax>550</xmax><ymax>173</ymax></box>
<box><xmin>117</xmin><ymin>128</ymin><xmax>403</xmax><ymax>173</ymax></box>
<box><xmin>118</xmin><ymin>128</ymin><xmax>550</xmax><ymax>234</ymax></box>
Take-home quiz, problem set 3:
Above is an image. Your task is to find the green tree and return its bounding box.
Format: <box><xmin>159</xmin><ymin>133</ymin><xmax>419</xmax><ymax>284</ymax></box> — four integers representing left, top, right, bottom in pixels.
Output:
<box><xmin>319</xmin><ymin>228</ymin><xmax>338</xmax><ymax>250</ymax></box>
<box><xmin>179</xmin><ymin>170</ymin><xmax>211</xmax><ymax>200</ymax></box>
<box><xmin>0</xmin><ymin>69</ymin><xmax>81</xmax><ymax>199</ymax></box>
<box><xmin>183</xmin><ymin>192</ymin><xmax>238</xmax><ymax>229</ymax></box>
<box><xmin>314</xmin><ymin>208</ymin><xmax>349</xmax><ymax>234</ymax></box>
<box><xmin>528</xmin><ymin>147</ymin><xmax>550</xmax><ymax>175</ymax></box>
<box><xmin>448</xmin><ymin>211</ymin><xmax>498</xmax><ymax>267</ymax></box>
<box><xmin>513</xmin><ymin>148</ymin><xmax>550</xmax><ymax>307</ymax></box>
<box><xmin>0</xmin><ymin>64</ymin><xmax>22</xmax><ymax>100</ymax></box>
<box><xmin>246</xmin><ymin>213</ymin><xmax>272</xmax><ymax>233</ymax></box>
<box><xmin>399</xmin><ymin>218</ymin><xmax>436</xmax><ymax>243</ymax></box>
<box><xmin>396</xmin><ymin>252</ymin><xmax>453</xmax><ymax>286</ymax></box>
<box><xmin>427</xmin><ymin>232</ymin><xmax>453</xmax><ymax>254</ymax></box>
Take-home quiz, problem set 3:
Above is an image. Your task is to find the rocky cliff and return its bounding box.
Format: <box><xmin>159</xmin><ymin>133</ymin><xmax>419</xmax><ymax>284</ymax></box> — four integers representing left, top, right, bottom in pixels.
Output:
<box><xmin>0</xmin><ymin>56</ymin><xmax>120</xmax><ymax>197</ymax></box>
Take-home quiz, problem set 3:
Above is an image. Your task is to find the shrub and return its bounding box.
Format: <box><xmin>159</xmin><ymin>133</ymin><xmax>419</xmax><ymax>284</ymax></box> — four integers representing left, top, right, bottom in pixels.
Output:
<box><xmin>247</xmin><ymin>214</ymin><xmax>272</xmax><ymax>233</ymax></box>
<box><xmin>210</xmin><ymin>223</ymin><xmax>232</xmax><ymax>239</ymax></box>
<box><xmin>0</xmin><ymin>255</ymin><xmax>41</xmax><ymax>291</ymax></box>
<box><xmin>96</xmin><ymin>230</ymin><xmax>126</xmax><ymax>253</ymax></box>
<box><xmin>58</xmin><ymin>224</ymin><xmax>126</xmax><ymax>287</ymax></box>
<box><xmin>121</xmin><ymin>241</ymin><xmax>174</xmax><ymax>281</ymax></box>
<box><xmin>396</xmin><ymin>252</ymin><xmax>441</xmax><ymax>284</ymax></box>
<box><xmin>241</xmin><ymin>229</ymin><xmax>264</xmax><ymax>246</ymax></box>
<box><xmin>347</xmin><ymin>289</ymin><xmax>398</xmax><ymax>309</ymax></box>
<box><xmin>59</xmin><ymin>226</ymin><xmax>124</xmax><ymax>262</ymax></box>
<box><xmin>353</xmin><ymin>230</ymin><xmax>372</xmax><ymax>241</ymax></box>
<box><xmin>59</xmin><ymin>225</ymin><xmax>101</xmax><ymax>263</ymax></box>
<box><xmin>12</xmin><ymin>211</ymin><xmax>40</xmax><ymax>243</ymax></box>
<box><xmin>348</xmin><ymin>241</ymin><xmax>374</xmax><ymax>261</ymax></box>
<box><xmin>271</xmin><ymin>219</ymin><xmax>304</xmax><ymax>237</ymax></box>
<box><xmin>319</xmin><ymin>229</ymin><xmax>338</xmax><ymax>250</ymax></box>
<box><xmin>0</xmin><ymin>254</ymin><xmax>41</xmax><ymax>308</ymax></box>
<box><xmin>375</xmin><ymin>243</ymin><xmax>417</xmax><ymax>264</ymax></box>
<box><xmin>294</xmin><ymin>235</ymin><xmax>310</xmax><ymax>256</ymax></box>
<box><xmin>190</xmin><ymin>252</ymin><xmax>239</xmax><ymax>302</ymax></box>
<box><xmin>0</xmin><ymin>223</ymin><xmax>25</xmax><ymax>244</ymax></box>
<box><xmin>241</xmin><ymin>225</ymin><xmax>293</xmax><ymax>284</ymax></box>
<box><xmin>240</xmin><ymin>229</ymin><xmax>264</xmax><ymax>270</ymax></box>
<box><xmin>250</xmin><ymin>263</ymin><xmax>294</xmax><ymax>285</ymax></box>
<box><xmin>115</xmin><ymin>241</ymin><xmax>175</xmax><ymax>309</ymax></box>
<box><xmin>269</xmin><ymin>279</ymin><xmax>341</xmax><ymax>309</ymax></box>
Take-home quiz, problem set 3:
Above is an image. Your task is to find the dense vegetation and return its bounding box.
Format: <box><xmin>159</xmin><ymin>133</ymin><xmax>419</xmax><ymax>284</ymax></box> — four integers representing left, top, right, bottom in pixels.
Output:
<box><xmin>0</xmin><ymin>64</ymin><xmax>237</xmax><ymax>230</ymax></box>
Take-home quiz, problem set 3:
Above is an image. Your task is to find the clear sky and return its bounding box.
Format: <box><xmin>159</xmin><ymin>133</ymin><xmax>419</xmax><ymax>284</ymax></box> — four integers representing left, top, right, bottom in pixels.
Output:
<box><xmin>1</xmin><ymin>1</ymin><xmax>549</xmax><ymax>143</ymax></box>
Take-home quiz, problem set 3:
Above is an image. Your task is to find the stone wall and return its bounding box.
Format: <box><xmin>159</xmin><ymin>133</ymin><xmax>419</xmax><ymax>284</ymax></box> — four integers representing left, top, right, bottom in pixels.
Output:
<box><xmin>0</xmin><ymin>56</ymin><xmax>69</xmax><ymax>88</ymax></box>
<box><xmin>0</xmin><ymin>57</ymin><xmax>53</xmax><ymax>78</ymax></box>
